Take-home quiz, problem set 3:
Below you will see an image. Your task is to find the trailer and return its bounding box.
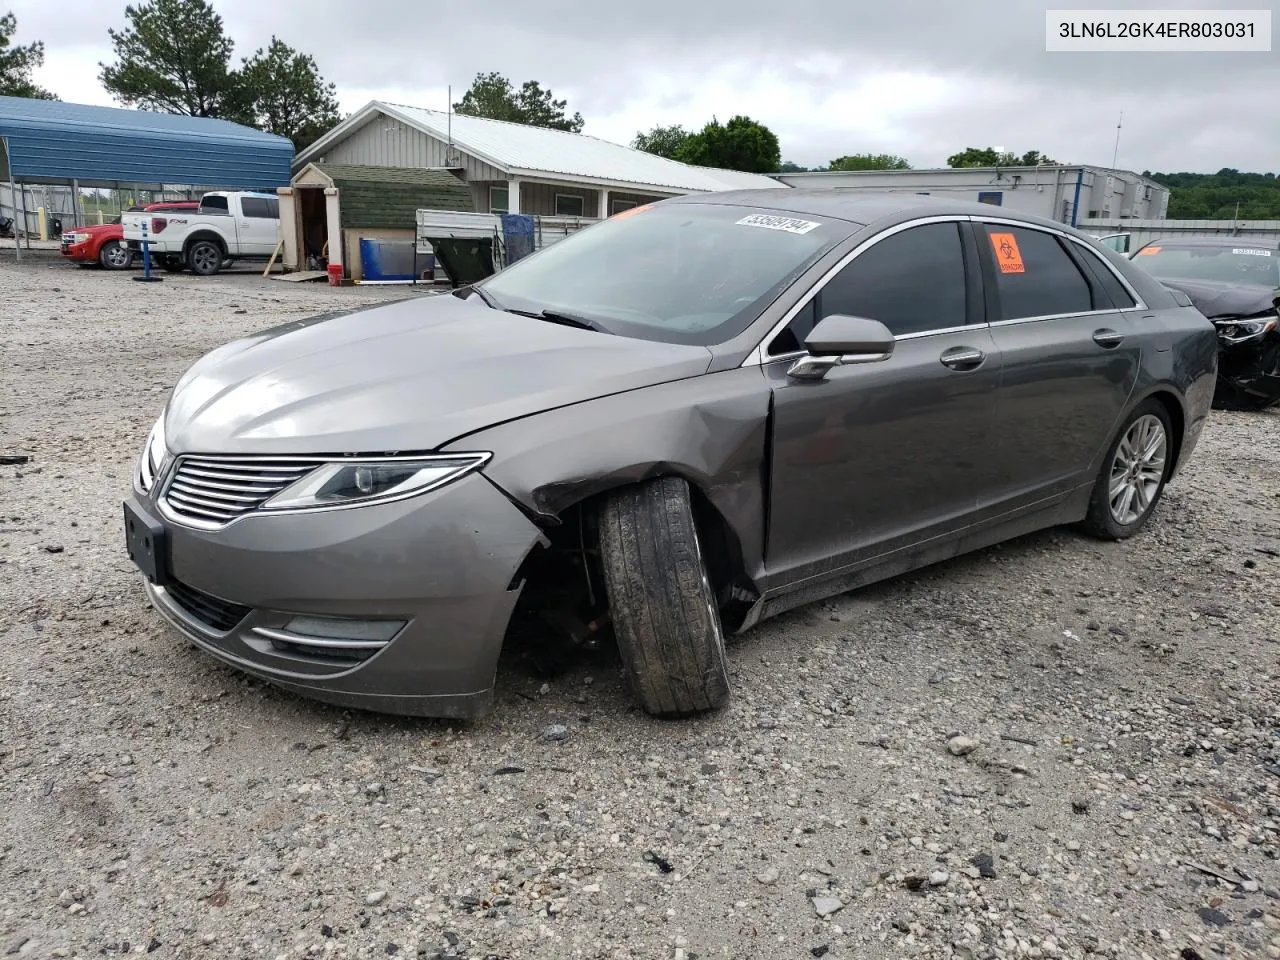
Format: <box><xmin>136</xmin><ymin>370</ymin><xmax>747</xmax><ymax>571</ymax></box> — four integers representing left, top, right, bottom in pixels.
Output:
<box><xmin>414</xmin><ymin>209</ymin><xmax>598</xmax><ymax>286</ymax></box>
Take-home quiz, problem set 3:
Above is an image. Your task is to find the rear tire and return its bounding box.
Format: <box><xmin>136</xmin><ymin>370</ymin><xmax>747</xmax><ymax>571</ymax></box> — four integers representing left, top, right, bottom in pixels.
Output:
<box><xmin>598</xmin><ymin>477</ymin><xmax>731</xmax><ymax>718</ymax></box>
<box><xmin>98</xmin><ymin>239</ymin><xmax>133</xmax><ymax>270</ymax></box>
<box><xmin>187</xmin><ymin>239</ymin><xmax>223</xmax><ymax>276</ymax></box>
<box><xmin>1081</xmin><ymin>399</ymin><xmax>1173</xmax><ymax>540</ymax></box>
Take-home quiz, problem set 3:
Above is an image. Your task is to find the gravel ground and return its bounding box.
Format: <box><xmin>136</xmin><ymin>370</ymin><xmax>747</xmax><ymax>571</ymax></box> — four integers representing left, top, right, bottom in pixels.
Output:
<box><xmin>1</xmin><ymin>252</ymin><xmax>1278</xmax><ymax>960</ymax></box>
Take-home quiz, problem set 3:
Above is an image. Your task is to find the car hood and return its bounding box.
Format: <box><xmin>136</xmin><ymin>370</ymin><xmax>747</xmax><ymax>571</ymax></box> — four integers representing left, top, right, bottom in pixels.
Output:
<box><xmin>1155</xmin><ymin>277</ymin><xmax>1278</xmax><ymax>318</ymax></box>
<box><xmin>164</xmin><ymin>294</ymin><xmax>714</xmax><ymax>455</ymax></box>
<box><xmin>68</xmin><ymin>224</ymin><xmax>119</xmax><ymax>238</ymax></box>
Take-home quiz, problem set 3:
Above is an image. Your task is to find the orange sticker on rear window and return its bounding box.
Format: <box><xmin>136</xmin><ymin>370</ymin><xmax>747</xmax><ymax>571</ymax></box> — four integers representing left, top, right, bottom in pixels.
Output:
<box><xmin>1136</xmin><ymin>246</ymin><xmax>1161</xmax><ymax>255</ymax></box>
<box><xmin>989</xmin><ymin>232</ymin><xmax>1025</xmax><ymax>274</ymax></box>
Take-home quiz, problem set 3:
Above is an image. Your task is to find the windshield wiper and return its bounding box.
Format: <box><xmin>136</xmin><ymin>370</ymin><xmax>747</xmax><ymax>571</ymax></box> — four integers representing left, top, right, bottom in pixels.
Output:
<box><xmin>504</xmin><ymin>307</ymin><xmax>613</xmax><ymax>334</ymax></box>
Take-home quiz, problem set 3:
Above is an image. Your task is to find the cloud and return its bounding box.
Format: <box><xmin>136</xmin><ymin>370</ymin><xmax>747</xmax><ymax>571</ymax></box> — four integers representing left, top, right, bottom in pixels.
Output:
<box><xmin>11</xmin><ymin>0</ymin><xmax>1278</xmax><ymax>172</ymax></box>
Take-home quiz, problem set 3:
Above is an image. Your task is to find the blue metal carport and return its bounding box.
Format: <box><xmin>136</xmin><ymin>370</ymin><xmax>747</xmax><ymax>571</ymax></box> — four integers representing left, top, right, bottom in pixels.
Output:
<box><xmin>0</xmin><ymin>95</ymin><xmax>293</xmax><ymax>189</ymax></box>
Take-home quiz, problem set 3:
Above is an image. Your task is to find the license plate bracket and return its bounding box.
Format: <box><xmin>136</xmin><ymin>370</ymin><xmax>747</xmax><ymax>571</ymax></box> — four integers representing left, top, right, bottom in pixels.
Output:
<box><xmin>123</xmin><ymin>498</ymin><xmax>171</xmax><ymax>586</ymax></box>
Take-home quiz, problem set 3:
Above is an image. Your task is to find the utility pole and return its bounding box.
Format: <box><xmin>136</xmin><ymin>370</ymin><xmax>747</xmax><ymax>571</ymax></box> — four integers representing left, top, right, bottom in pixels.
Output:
<box><xmin>1111</xmin><ymin>110</ymin><xmax>1123</xmax><ymax>169</ymax></box>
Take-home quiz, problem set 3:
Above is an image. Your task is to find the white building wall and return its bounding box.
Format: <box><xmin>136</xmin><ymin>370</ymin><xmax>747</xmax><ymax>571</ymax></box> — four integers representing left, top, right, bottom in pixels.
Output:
<box><xmin>313</xmin><ymin>112</ymin><xmax>507</xmax><ymax>183</ymax></box>
<box><xmin>775</xmin><ymin>166</ymin><xmax>1168</xmax><ymax>225</ymax></box>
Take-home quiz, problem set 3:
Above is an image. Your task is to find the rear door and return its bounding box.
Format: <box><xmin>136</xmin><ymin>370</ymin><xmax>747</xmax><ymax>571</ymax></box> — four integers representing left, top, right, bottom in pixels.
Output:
<box><xmin>976</xmin><ymin>220</ymin><xmax>1143</xmax><ymax>511</ymax></box>
<box><xmin>235</xmin><ymin>196</ymin><xmax>280</xmax><ymax>256</ymax></box>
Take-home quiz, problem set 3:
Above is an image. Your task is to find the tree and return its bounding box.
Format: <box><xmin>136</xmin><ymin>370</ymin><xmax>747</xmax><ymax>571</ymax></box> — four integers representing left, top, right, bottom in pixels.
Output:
<box><xmin>827</xmin><ymin>153</ymin><xmax>911</xmax><ymax>171</ymax></box>
<box><xmin>947</xmin><ymin>146</ymin><xmax>1056</xmax><ymax>168</ymax></box>
<box><xmin>632</xmin><ymin>124</ymin><xmax>691</xmax><ymax>159</ymax></box>
<box><xmin>0</xmin><ymin>11</ymin><xmax>57</xmax><ymax>99</ymax></box>
<box><xmin>99</xmin><ymin>0</ymin><xmax>240</xmax><ymax>118</ymax></box>
<box><xmin>673</xmin><ymin>115</ymin><xmax>781</xmax><ymax>173</ymax></box>
<box><xmin>237</xmin><ymin>37</ymin><xmax>340</xmax><ymax>150</ymax></box>
<box><xmin>776</xmin><ymin>160</ymin><xmax>817</xmax><ymax>173</ymax></box>
<box><xmin>453</xmin><ymin>72</ymin><xmax>583</xmax><ymax>132</ymax></box>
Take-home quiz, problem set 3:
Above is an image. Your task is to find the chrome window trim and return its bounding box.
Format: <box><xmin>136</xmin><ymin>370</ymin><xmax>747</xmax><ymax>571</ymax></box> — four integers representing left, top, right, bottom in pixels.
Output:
<box><xmin>972</xmin><ymin>215</ymin><xmax>1149</xmax><ymax>312</ymax></box>
<box><xmin>987</xmin><ymin>308</ymin><xmax>1118</xmax><ymax>328</ymax></box>
<box><xmin>743</xmin><ymin>215</ymin><xmax>975</xmax><ymax>367</ymax></box>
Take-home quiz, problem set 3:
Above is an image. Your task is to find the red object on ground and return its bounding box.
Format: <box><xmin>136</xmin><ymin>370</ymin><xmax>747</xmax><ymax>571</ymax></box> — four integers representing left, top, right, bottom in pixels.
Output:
<box><xmin>327</xmin><ymin>263</ymin><xmax>344</xmax><ymax>286</ymax></box>
<box><xmin>60</xmin><ymin>201</ymin><xmax>199</xmax><ymax>268</ymax></box>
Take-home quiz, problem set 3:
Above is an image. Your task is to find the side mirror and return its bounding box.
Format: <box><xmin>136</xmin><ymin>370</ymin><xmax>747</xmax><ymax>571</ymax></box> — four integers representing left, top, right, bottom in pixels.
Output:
<box><xmin>788</xmin><ymin>314</ymin><xmax>895</xmax><ymax>381</ymax></box>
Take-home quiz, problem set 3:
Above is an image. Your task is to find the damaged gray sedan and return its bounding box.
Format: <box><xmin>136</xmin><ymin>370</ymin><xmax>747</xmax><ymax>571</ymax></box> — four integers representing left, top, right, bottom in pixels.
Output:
<box><xmin>123</xmin><ymin>192</ymin><xmax>1218</xmax><ymax>719</ymax></box>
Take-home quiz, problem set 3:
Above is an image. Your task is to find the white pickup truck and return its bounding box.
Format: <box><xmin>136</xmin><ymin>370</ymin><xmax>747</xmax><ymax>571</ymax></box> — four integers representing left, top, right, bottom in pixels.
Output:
<box><xmin>123</xmin><ymin>191</ymin><xmax>281</xmax><ymax>276</ymax></box>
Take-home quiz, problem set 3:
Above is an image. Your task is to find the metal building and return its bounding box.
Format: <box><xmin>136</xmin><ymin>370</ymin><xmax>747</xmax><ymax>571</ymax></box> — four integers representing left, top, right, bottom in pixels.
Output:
<box><xmin>773</xmin><ymin>165</ymin><xmax>1169</xmax><ymax>226</ymax></box>
<box><xmin>1</xmin><ymin>95</ymin><xmax>293</xmax><ymax>250</ymax></box>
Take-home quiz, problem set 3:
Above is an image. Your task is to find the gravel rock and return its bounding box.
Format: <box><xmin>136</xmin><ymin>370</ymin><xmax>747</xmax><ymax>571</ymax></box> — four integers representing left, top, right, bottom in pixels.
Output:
<box><xmin>928</xmin><ymin>870</ymin><xmax>950</xmax><ymax>887</ymax></box>
<box><xmin>811</xmin><ymin>896</ymin><xmax>844</xmax><ymax>919</ymax></box>
<box><xmin>542</xmin><ymin>723</ymin><xmax>570</xmax><ymax>741</ymax></box>
<box><xmin>946</xmin><ymin>735</ymin><xmax>979</xmax><ymax>756</ymax></box>
<box><xmin>365</xmin><ymin>890</ymin><xmax>387</xmax><ymax>906</ymax></box>
<box><xmin>755</xmin><ymin>866</ymin><xmax>780</xmax><ymax>885</ymax></box>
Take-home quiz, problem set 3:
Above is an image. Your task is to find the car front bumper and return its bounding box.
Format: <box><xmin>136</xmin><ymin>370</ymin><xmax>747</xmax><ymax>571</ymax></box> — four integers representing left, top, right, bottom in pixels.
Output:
<box><xmin>128</xmin><ymin>472</ymin><xmax>546</xmax><ymax>718</ymax></box>
<box><xmin>61</xmin><ymin>241</ymin><xmax>95</xmax><ymax>262</ymax></box>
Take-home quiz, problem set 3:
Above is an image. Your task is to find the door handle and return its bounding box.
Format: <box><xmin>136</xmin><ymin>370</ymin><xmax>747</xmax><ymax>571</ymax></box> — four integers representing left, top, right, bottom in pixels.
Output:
<box><xmin>1093</xmin><ymin>328</ymin><xmax>1125</xmax><ymax>348</ymax></box>
<box><xmin>939</xmin><ymin>346</ymin><xmax>985</xmax><ymax>370</ymax></box>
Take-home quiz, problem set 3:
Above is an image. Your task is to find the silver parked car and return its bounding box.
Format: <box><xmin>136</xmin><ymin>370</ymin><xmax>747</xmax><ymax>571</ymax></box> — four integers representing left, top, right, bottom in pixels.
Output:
<box><xmin>123</xmin><ymin>193</ymin><xmax>1218</xmax><ymax>719</ymax></box>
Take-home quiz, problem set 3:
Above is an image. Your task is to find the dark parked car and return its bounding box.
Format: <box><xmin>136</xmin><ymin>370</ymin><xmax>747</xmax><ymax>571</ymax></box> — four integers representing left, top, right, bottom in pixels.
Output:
<box><xmin>123</xmin><ymin>193</ymin><xmax>1218</xmax><ymax>720</ymax></box>
<box><xmin>1129</xmin><ymin>236</ymin><xmax>1280</xmax><ymax>409</ymax></box>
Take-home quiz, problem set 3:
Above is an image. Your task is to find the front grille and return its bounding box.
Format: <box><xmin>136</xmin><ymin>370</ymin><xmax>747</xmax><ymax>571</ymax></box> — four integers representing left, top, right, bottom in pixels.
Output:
<box><xmin>162</xmin><ymin>456</ymin><xmax>317</xmax><ymax>525</ymax></box>
<box><xmin>165</xmin><ymin>579</ymin><xmax>251</xmax><ymax>632</ymax></box>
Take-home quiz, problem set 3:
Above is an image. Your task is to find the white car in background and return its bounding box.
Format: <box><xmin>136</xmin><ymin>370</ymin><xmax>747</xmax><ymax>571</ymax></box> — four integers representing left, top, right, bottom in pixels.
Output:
<box><xmin>122</xmin><ymin>191</ymin><xmax>281</xmax><ymax>276</ymax></box>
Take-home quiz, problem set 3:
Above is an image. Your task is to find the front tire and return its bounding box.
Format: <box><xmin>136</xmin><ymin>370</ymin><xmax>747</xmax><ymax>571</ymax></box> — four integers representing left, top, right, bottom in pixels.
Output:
<box><xmin>98</xmin><ymin>240</ymin><xmax>133</xmax><ymax>270</ymax></box>
<box><xmin>186</xmin><ymin>240</ymin><xmax>223</xmax><ymax>276</ymax></box>
<box><xmin>1081</xmin><ymin>399</ymin><xmax>1172</xmax><ymax>540</ymax></box>
<box><xmin>598</xmin><ymin>477</ymin><xmax>731</xmax><ymax>718</ymax></box>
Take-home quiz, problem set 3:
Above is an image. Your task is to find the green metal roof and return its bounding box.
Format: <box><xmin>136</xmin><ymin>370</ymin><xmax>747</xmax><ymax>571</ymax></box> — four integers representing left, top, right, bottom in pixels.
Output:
<box><xmin>316</xmin><ymin>164</ymin><xmax>473</xmax><ymax>228</ymax></box>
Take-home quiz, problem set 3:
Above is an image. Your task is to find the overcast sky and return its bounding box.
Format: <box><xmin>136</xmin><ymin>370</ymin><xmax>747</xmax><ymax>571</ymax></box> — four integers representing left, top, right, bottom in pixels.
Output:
<box><xmin>8</xmin><ymin>0</ymin><xmax>1278</xmax><ymax>172</ymax></box>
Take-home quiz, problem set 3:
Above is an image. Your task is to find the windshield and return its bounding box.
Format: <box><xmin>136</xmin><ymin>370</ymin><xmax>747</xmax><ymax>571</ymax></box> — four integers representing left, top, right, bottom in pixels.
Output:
<box><xmin>1134</xmin><ymin>244</ymin><xmax>1279</xmax><ymax>288</ymax></box>
<box><xmin>477</xmin><ymin>202</ymin><xmax>850</xmax><ymax>345</ymax></box>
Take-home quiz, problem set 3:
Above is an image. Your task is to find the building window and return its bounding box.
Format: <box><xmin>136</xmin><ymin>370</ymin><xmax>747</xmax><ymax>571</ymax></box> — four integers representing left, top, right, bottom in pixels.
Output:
<box><xmin>977</xmin><ymin>191</ymin><xmax>1003</xmax><ymax>205</ymax></box>
<box><xmin>489</xmin><ymin>186</ymin><xmax>509</xmax><ymax>213</ymax></box>
<box><xmin>555</xmin><ymin>194</ymin><xmax>585</xmax><ymax>217</ymax></box>
<box><xmin>610</xmin><ymin>198</ymin><xmax>639</xmax><ymax>214</ymax></box>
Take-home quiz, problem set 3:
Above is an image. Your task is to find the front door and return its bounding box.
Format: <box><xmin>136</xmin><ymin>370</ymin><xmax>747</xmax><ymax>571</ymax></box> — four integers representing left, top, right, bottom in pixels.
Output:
<box><xmin>975</xmin><ymin>222</ymin><xmax>1142</xmax><ymax>510</ymax></box>
<box><xmin>764</xmin><ymin>219</ymin><xmax>1002</xmax><ymax>584</ymax></box>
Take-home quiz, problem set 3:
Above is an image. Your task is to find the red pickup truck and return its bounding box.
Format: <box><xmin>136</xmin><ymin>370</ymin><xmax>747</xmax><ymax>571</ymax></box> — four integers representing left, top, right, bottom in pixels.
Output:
<box><xmin>60</xmin><ymin>201</ymin><xmax>200</xmax><ymax>270</ymax></box>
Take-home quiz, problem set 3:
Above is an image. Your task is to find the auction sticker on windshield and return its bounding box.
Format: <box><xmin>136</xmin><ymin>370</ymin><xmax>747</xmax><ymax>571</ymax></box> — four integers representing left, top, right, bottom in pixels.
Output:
<box><xmin>1232</xmin><ymin>248</ymin><xmax>1272</xmax><ymax>256</ymax></box>
<box><xmin>736</xmin><ymin>214</ymin><xmax>822</xmax><ymax>235</ymax></box>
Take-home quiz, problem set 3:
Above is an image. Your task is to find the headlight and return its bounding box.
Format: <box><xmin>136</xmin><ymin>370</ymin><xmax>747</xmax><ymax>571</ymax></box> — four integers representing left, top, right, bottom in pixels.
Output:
<box><xmin>136</xmin><ymin>415</ymin><xmax>168</xmax><ymax>492</ymax></box>
<box><xmin>261</xmin><ymin>454</ymin><xmax>490</xmax><ymax>512</ymax></box>
<box><xmin>1215</xmin><ymin>315</ymin><xmax>1278</xmax><ymax>343</ymax></box>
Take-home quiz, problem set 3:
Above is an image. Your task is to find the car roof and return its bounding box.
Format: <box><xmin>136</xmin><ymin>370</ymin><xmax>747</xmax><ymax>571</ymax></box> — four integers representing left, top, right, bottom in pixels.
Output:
<box><xmin>662</xmin><ymin>188</ymin><xmax>1079</xmax><ymax>233</ymax></box>
<box><xmin>1138</xmin><ymin>235</ymin><xmax>1280</xmax><ymax>250</ymax></box>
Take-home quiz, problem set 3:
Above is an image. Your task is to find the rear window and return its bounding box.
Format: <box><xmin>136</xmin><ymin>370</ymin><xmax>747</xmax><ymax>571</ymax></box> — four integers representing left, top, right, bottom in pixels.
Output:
<box><xmin>200</xmin><ymin>195</ymin><xmax>229</xmax><ymax>215</ymax></box>
<box><xmin>1134</xmin><ymin>244</ymin><xmax>1279</xmax><ymax>288</ymax></box>
<box><xmin>478</xmin><ymin>202</ymin><xmax>851</xmax><ymax>345</ymax></box>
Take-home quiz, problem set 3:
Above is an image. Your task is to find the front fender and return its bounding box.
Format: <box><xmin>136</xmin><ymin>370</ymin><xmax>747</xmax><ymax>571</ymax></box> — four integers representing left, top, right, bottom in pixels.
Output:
<box><xmin>442</xmin><ymin>366</ymin><xmax>773</xmax><ymax>581</ymax></box>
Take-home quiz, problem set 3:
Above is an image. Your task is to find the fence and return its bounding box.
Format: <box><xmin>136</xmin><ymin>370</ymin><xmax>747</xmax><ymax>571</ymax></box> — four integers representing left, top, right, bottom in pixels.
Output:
<box><xmin>1078</xmin><ymin>217</ymin><xmax>1280</xmax><ymax>248</ymax></box>
<box><xmin>1</xmin><ymin>183</ymin><xmax>201</xmax><ymax>238</ymax></box>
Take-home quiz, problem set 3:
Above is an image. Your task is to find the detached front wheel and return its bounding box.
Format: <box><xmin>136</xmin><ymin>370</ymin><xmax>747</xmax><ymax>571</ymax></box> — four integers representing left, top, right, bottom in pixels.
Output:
<box><xmin>598</xmin><ymin>477</ymin><xmax>731</xmax><ymax>718</ymax></box>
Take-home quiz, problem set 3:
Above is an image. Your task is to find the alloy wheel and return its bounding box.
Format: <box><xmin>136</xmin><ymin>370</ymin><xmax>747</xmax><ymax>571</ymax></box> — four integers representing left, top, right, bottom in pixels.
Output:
<box><xmin>1108</xmin><ymin>414</ymin><xmax>1167</xmax><ymax>525</ymax></box>
<box><xmin>190</xmin><ymin>243</ymin><xmax>220</xmax><ymax>274</ymax></box>
<box><xmin>101</xmin><ymin>242</ymin><xmax>130</xmax><ymax>269</ymax></box>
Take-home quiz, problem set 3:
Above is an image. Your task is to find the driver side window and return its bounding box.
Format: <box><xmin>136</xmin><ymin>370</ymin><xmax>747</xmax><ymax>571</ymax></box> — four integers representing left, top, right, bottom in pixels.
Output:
<box><xmin>767</xmin><ymin>222</ymin><xmax>969</xmax><ymax>357</ymax></box>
